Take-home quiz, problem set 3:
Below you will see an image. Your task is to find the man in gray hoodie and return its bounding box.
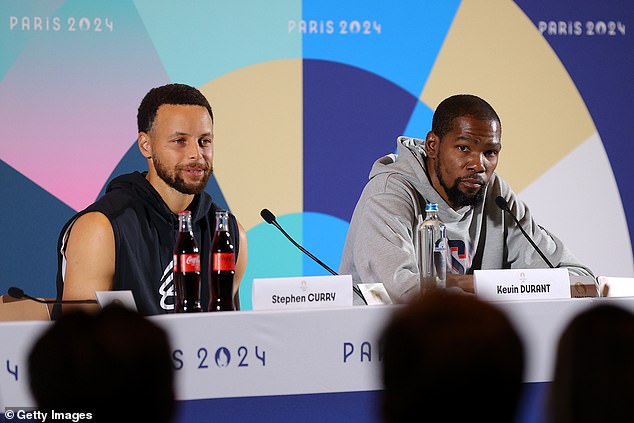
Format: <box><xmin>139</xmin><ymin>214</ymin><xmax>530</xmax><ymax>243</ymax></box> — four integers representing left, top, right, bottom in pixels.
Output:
<box><xmin>339</xmin><ymin>94</ymin><xmax>593</xmax><ymax>304</ymax></box>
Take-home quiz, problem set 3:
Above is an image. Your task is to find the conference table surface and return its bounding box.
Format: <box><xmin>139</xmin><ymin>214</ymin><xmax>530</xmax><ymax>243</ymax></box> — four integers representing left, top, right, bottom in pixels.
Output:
<box><xmin>1</xmin><ymin>296</ymin><xmax>631</xmax><ymax>422</ymax></box>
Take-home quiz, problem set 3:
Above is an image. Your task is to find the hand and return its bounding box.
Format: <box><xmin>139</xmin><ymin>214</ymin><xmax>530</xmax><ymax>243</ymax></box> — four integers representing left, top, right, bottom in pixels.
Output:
<box><xmin>446</xmin><ymin>274</ymin><xmax>475</xmax><ymax>294</ymax></box>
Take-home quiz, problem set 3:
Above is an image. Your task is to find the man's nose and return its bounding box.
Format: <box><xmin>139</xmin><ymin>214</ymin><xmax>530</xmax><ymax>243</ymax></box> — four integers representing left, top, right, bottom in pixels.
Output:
<box><xmin>467</xmin><ymin>153</ymin><xmax>486</xmax><ymax>172</ymax></box>
<box><xmin>187</xmin><ymin>141</ymin><xmax>203</xmax><ymax>159</ymax></box>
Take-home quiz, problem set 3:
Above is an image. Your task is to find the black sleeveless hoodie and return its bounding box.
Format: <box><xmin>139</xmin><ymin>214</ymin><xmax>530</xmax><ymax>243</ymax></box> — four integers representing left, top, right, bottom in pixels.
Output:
<box><xmin>54</xmin><ymin>172</ymin><xmax>240</xmax><ymax>317</ymax></box>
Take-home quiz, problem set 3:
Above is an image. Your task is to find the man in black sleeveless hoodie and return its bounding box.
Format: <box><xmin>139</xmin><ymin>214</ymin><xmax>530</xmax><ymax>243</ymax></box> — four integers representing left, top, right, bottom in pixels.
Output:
<box><xmin>55</xmin><ymin>83</ymin><xmax>248</xmax><ymax>316</ymax></box>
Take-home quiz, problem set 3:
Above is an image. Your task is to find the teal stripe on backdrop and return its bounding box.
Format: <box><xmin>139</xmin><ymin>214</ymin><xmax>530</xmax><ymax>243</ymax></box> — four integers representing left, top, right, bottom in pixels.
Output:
<box><xmin>0</xmin><ymin>0</ymin><xmax>63</xmax><ymax>80</ymax></box>
<box><xmin>302</xmin><ymin>212</ymin><xmax>350</xmax><ymax>278</ymax></box>
<box><xmin>240</xmin><ymin>212</ymin><xmax>352</xmax><ymax>310</ymax></box>
<box><xmin>239</xmin><ymin>213</ymin><xmax>304</xmax><ymax>310</ymax></box>
<box><xmin>133</xmin><ymin>0</ymin><xmax>303</xmax><ymax>86</ymax></box>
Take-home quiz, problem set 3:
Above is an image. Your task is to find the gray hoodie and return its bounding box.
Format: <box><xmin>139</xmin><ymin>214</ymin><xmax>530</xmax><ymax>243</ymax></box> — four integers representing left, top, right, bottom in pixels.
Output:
<box><xmin>339</xmin><ymin>136</ymin><xmax>594</xmax><ymax>303</ymax></box>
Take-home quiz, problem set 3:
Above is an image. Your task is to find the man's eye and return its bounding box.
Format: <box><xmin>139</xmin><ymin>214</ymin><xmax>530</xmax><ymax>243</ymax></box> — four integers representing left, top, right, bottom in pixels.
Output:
<box><xmin>457</xmin><ymin>145</ymin><xmax>468</xmax><ymax>152</ymax></box>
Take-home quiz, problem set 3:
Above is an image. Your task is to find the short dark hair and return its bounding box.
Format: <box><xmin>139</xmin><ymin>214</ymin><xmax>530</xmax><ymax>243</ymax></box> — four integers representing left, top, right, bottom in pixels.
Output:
<box><xmin>548</xmin><ymin>304</ymin><xmax>634</xmax><ymax>423</ymax></box>
<box><xmin>380</xmin><ymin>290</ymin><xmax>524</xmax><ymax>423</ymax></box>
<box><xmin>137</xmin><ymin>83</ymin><xmax>214</xmax><ymax>133</ymax></box>
<box><xmin>28</xmin><ymin>304</ymin><xmax>175</xmax><ymax>423</ymax></box>
<box><xmin>431</xmin><ymin>94</ymin><xmax>501</xmax><ymax>140</ymax></box>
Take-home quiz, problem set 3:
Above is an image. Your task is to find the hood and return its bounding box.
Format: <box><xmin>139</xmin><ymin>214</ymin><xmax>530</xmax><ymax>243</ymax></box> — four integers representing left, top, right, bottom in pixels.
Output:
<box><xmin>105</xmin><ymin>172</ymin><xmax>213</xmax><ymax>224</ymax></box>
<box><xmin>368</xmin><ymin>136</ymin><xmax>495</xmax><ymax>222</ymax></box>
<box><xmin>369</xmin><ymin>136</ymin><xmax>447</xmax><ymax>207</ymax></box>
<box><xmin>369</xmin><ymin>136</ymin><xmax>427</xmax><ymax>183</ymax></box>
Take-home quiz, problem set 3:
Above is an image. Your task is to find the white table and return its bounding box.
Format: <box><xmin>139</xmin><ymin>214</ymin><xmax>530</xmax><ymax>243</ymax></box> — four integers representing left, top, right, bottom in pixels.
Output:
<box><xmin>1</xmin><ymin>297</ymin><xmax>632</xmax><ymax>421</ymax></box>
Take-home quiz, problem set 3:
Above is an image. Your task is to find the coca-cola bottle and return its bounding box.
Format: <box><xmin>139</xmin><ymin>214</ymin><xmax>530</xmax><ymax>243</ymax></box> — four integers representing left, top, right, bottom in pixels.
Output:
<box><xmin>209</xmin><ymin>210</ymin><xmax>236</xmax><ymax>312</ymax></box>
<box><xmin>173</xmin><ymin>210</ymin><xmax>202</xmax><ymax>313</ymax></box>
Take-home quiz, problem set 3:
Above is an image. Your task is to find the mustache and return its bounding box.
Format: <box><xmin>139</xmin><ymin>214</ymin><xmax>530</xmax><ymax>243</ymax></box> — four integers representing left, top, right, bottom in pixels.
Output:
<box><xmin>458</xmin><ymin>174</ymin><xmax>485</xmax><ymax>184</ymax></box>
<box><xmin>178</xmin><ymin>162</ymin><xmax>211</xmax><ymax>171</ymax></box>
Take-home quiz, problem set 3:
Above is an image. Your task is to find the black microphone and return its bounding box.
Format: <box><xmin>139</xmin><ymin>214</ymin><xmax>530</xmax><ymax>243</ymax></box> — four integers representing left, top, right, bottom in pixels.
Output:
<box><xmin>8</xmin><ymin>286</ymin><xmax>98</xmax><ymax>304</ymax></box>
<box><xmin>260</xmin><ymin>209</ymin><xmax>367</xmax><ymax>304</ymax></box>
<box><xmin>495</xmin><ymin>196</ymin><xmax>555</xmax><ymax>268</ymax></box>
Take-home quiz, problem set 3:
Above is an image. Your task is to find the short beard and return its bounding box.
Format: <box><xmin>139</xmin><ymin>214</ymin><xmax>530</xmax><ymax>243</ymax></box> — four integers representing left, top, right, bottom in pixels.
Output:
<box><xmin>435</xmin><ymin>158</ymin><xmax>485</xmax><ymax>208</ymax></box>
<box><xmin>152</xmin><ymin>155</ymin><xmax>212</xmax><ymax>195</ymax></box>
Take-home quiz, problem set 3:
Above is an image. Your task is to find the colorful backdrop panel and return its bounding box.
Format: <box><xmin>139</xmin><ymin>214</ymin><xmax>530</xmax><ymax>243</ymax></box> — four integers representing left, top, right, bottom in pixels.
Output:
<box><xmin>0</xmin><ymin>0</ymin><xmax>632</xmax><ymax>308</ymax></box>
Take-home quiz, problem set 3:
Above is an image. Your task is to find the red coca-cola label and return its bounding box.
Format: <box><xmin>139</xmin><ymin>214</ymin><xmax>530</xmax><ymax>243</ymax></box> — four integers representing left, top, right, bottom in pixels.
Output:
<box><xmin>174</xmin><ymin>253</ymin><xmax>201</xmax><ymax>272</ymax></box>
<box><xmin>213</xmin><ymin>252</ymin><xmax>236</xmax><ymax>271</ymax></box>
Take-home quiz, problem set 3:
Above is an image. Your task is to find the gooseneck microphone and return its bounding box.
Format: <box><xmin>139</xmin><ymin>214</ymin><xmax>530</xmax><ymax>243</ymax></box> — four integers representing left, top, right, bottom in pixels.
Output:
<box><xmin>260</xmin><ymin>209</ymin><xmax>367</xmax><ymax>304</ymax></box>
<box><xmin>495</xmin><ymin>196</ymin><xmax>555</xmax><ymax>268</ymax></box>
<box><xmin>8</xmin><ymin>286</ymin><xmax>98</xmax><ymax>304</ymax></box>
<box><xmin>260</xmin><ymin>209</ymin><xmax>338</xmax><ymax>275</ymax></box>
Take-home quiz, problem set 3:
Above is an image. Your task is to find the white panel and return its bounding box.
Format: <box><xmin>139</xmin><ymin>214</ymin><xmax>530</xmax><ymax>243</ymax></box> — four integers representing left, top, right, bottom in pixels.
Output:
<box><xmin>6</xmin><ymin>298</ymin><xmax>634</xmax><ymax>407</ymax></box>
<box><xmin>520</xmin><ymin>132</ymin><xmax>634</xmax><ymax>278</ymax></box>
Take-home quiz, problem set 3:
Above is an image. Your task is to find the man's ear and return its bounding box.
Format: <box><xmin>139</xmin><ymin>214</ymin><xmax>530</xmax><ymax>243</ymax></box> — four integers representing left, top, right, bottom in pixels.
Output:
<box><xmin>425</xmin><ymin>131</ymin><xmax>440</xmax><ymax>158</ymax></box>
<box><xmin>138</xmin><ymin>132</ymin><xmax>152</xmax><ymax>159</ymax></box>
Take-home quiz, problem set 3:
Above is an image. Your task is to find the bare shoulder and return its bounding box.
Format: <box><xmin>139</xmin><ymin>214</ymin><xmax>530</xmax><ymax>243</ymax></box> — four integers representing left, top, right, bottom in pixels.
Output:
<box><xmin>64</xmin><ymin>211</ymin><xmax>115</xmax><ymax>295</ymax></box>
<box><xmin>69</xmin><ymin>211</ymin><xmax>113</xmax><ymax>241</ymax></box>
<box><xmin>65</xmin><ymin>211</ymin><xmax>114</xmax><ymax>267</ymax></box>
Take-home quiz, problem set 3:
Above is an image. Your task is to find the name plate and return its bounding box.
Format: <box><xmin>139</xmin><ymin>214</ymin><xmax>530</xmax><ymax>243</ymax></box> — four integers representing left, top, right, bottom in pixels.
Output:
<box><xmin>474</xmin><ymin>268</ymin><xmax>571</xmax><ymax>301</ymax></box>
<box><xmin>252</xmin><ymin>275</ymin><xmax>353</xmax><ymax>310</ymax></box>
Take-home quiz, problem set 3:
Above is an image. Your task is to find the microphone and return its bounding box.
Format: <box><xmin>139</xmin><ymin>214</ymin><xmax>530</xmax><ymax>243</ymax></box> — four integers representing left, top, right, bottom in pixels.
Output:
<box><xmin>494</xmin><ymin>196</ymin><xmax>555</xmax><ymax>268</ymax></box>
<box><xmin>8</xmin><ymin>286</ymin><xmax>98</xmax><ymax>304</ymax></box>
<box><xmin>260</xmin><ymin>209</ymin><xmax>367</xmax><ymax>304</ymax></box>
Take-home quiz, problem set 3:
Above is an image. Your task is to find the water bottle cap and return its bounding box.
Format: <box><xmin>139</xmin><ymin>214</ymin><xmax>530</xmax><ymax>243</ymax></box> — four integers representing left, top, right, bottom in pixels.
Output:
<box><xmin>425</xmin><ymin>202</ymin><xmax>439</xmax><ymax>212</ymax></box>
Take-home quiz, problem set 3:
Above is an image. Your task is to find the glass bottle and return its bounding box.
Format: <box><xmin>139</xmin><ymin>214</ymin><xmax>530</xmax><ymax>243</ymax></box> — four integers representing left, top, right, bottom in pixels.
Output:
<box><xmin>209</xmin><ymin>210</ymin><xmax>236</xmax><ymax>312</ymax></box>
<box><xmin>173</xmin><ymin>210</ymin><xmax>202</xmax><ymax>312</ymax></box>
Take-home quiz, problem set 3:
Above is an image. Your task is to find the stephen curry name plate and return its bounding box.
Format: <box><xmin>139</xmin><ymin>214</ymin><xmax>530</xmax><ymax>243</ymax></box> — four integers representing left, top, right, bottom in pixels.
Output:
<box><xmin>252</xmin><ymin>275</ymin><xmax>353</xmax><ymax>310</ymax></box>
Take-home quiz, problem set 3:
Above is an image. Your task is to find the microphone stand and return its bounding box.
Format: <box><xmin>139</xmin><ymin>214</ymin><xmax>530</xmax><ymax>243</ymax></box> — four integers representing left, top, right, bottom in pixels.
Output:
<box><xmin>260</xmin><ymin>209</ymin><xmax>368</xmax><ymax>304</ymax></box>
<box><xmin>8</xmin><ymin>287</ymin><xmax>98</xmax><ymax>304</ymax></box>
<box><xmin>271</xmin><ymin>221</ymin><xmax>339</xmax><ymax>276</ymax></box>
<box><xmin>495</xmin><ymin>197</ymin><xmax>555</xmax><ymax>268</ymax></box>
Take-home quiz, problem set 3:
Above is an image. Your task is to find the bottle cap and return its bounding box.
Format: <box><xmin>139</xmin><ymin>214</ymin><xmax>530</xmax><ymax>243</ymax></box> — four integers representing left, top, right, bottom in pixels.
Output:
<box><xmin>178</xmin><ymin>210</ymin><xmax>191</xmax><ymax>216</ymax></box>
<box><xmin>425</xmin><ymin>202</ymin><xmax>439</xmax><ymax>212</ymax></box>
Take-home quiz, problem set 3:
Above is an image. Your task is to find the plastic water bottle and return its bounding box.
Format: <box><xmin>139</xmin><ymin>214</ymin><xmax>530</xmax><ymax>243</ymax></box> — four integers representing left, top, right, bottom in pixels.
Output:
<box><xmin>417</xmin><ymin>203</ymin><xmax>448</xmax><ymax>291</ymax></box>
